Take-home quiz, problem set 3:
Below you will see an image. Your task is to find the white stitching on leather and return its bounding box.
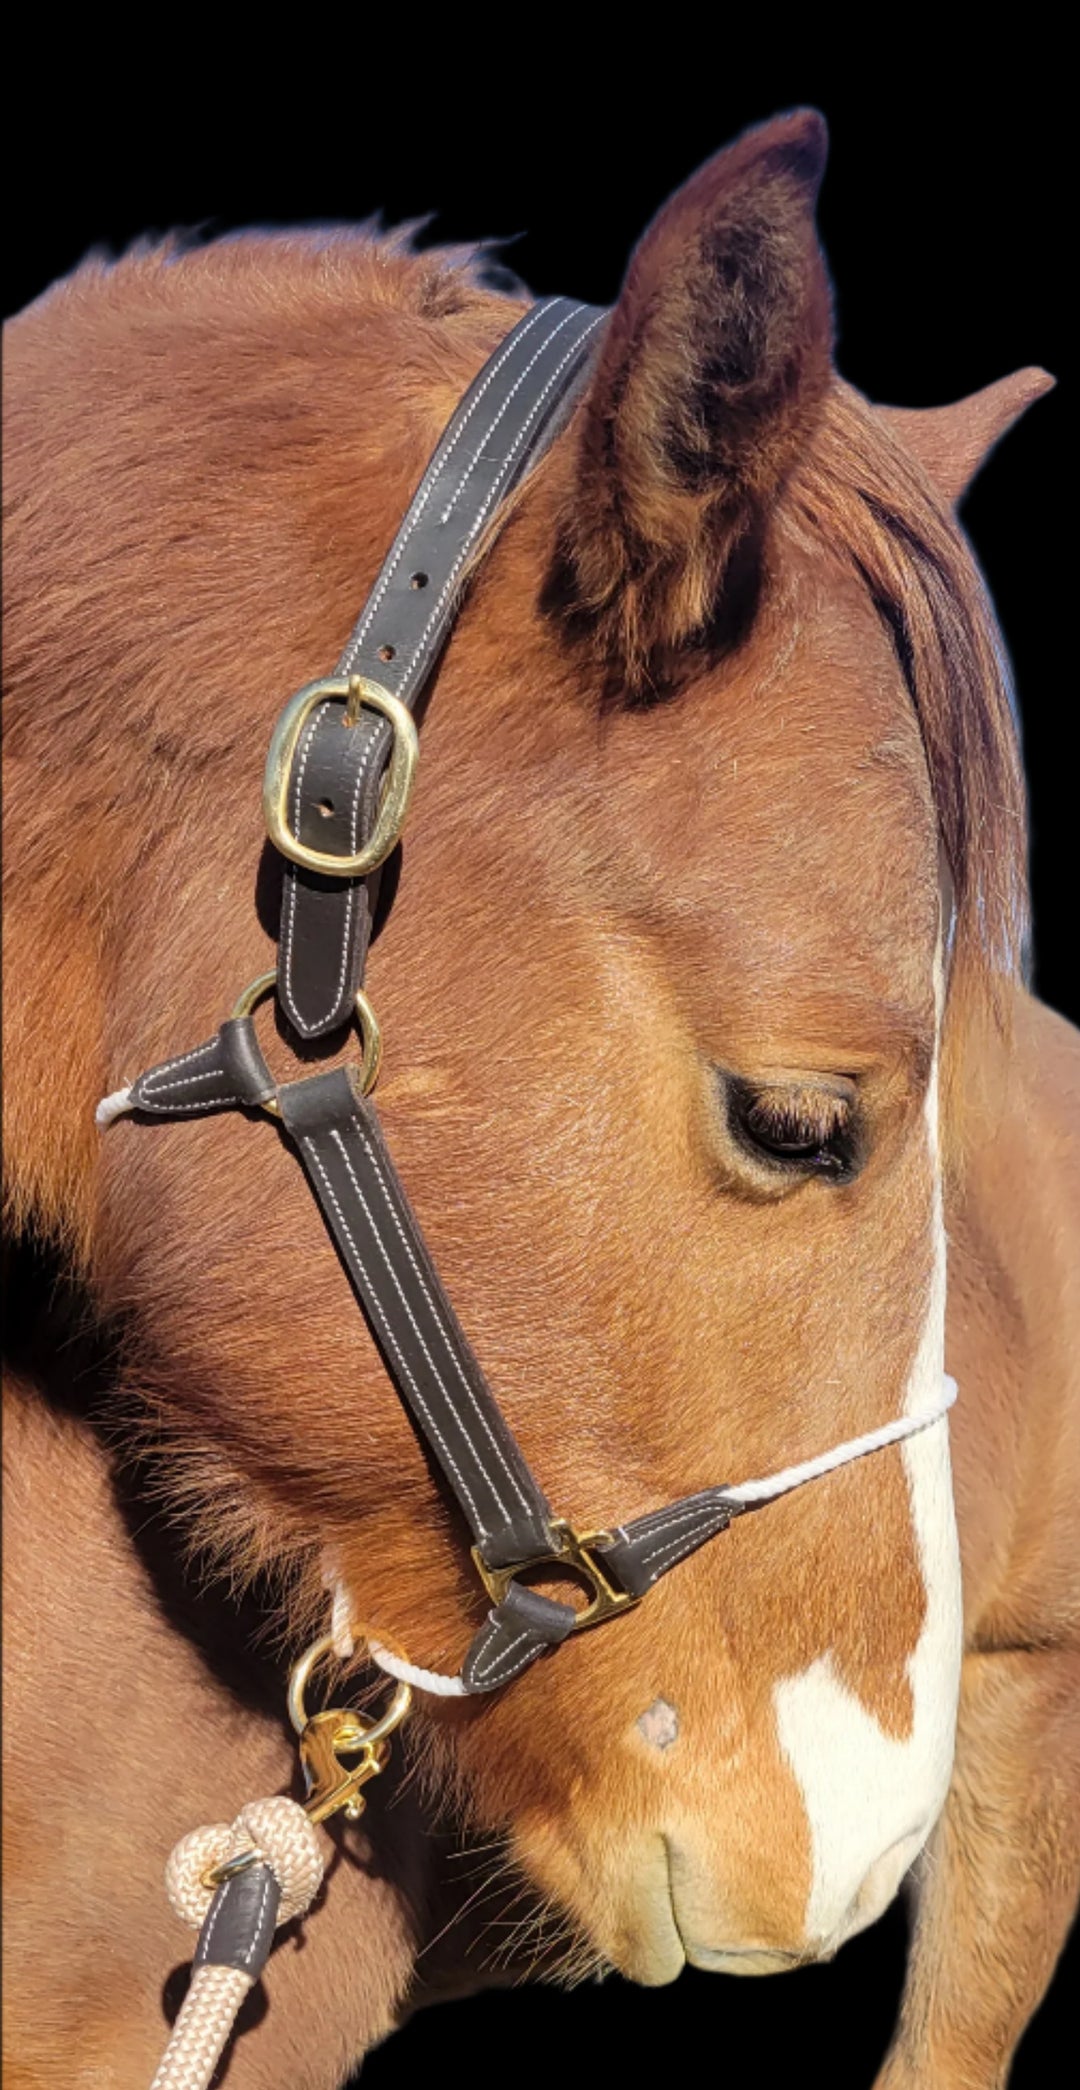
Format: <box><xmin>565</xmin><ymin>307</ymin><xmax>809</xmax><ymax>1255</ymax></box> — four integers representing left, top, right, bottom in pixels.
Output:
<box><xmin>138</xmin><ymin>1038</ymin><xmax>219</xmax><ymax>1085</ymax></box>
<box><xmin>280</xmin><ymin>702</ymin><xmax>387</xmax><ymax>1037</ymax></box>
<box><xmin>285</xmin><ymin>305</ymin><xmax>599</xmax><ymax>1037</ymax></box>
<box><xmin>631</xmin><ymin>1499</ymin><xmax>728</xmax><ymax>1546</ymax></box>
<box><xmin>350</xmin><ymin>1121</ymin><xmax>538</xmax><ymax>1523</ymax></box>
<box><xmin>238</xmin><ymin>1870</ymin><xmax>274</xmax><ymax>1971</ymax></box>
<box><xmin>286</xmin><ymin>305</ymin><xmax>566</xmax><ymax>1032</ymax></box>
<box><xmin>315</xmin><ymin>715</ymin><xmax>385</xmax><ymax>1017</ymax></box>
<box><xmin>142</xmin><ymin>1093</ymin><xmax>237</xmax><ymax>1113</ymax></box>
<box><xmin>436</xmin><ymin>305</ymin><xmax>584</xmax><ymax>524</ymax></box>
<box><xmin>337</xmin><ymin>301</ymin><xmax>556</xmax><ymax>673</ymax></box>
<box><xmin>329</xmin><ymin>1126</ymin><xmax>519</xmax><ymax>1528</ymax></box>
<box><xmin>639</xmin><ymin>1514</ymin><xmax>731</xmax><ymax>1573</ymax></box>
<box><xmin>395</xmin><ymin>313</ymin><xmax>605</xmax><ymax>701</ymax></box>
<box><xmin>198</xmin><ymin>1879</ymin><xmax>227</xmax><ymax>1960</ymax></box>
<box><xmin>302</xmin><ymin>1134</ymin><xmax>490</xmax><ymax>1538</ymax></box>
<box><xmin>142</xmin><ymin>1066</ymin><xmax>229</xmax><ymax>1097</ymax></box>
<box><xmin>467</xmin><ymin>1627</ymin><xmax>533</xmax><ymax>1685</ymax></box>
<box><xmin>280</xmin><ymin>700</ymin><xmax>336</xmax><ymax>1033</ymax></box>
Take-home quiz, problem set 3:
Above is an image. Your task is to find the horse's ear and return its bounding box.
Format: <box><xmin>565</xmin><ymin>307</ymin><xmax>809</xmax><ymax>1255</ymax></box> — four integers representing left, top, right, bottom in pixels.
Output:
<box><xmin>876</xmin><ymin>369</ymin><xmax>1055</xmax><ymax>505</ymax></box>
<box><xmin>554</xmin><ymin>109</ymin><xmax>833</xmax><ymax>696</ymax></box>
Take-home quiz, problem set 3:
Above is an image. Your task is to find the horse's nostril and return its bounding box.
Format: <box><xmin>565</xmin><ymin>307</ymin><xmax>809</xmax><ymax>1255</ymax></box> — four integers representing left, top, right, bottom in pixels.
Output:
<box><xmin>637</xmin><ymin>1699</ymin><xmax>679</xmax><ymax>1750</ymax></box>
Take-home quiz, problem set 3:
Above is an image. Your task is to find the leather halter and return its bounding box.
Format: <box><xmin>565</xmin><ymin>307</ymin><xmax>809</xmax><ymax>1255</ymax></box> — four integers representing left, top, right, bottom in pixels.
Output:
<box><xmin>105</xmin><ymin>299</ymin><xmax>954</xmax><ymax>1693</ymax></box>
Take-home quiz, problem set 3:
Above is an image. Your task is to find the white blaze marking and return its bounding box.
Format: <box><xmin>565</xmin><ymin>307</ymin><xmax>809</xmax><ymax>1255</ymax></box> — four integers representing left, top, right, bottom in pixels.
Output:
<box><xmin>772</xmin><ymin>958</ymin><xmax>963</xmax><ymax>1946</ymax></box>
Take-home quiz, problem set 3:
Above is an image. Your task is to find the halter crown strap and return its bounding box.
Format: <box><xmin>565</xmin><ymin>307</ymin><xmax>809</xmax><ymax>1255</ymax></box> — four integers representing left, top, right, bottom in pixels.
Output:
<box><xmin>276</xmin><ymin>298</ymin><xmax>606</xmax><ymax>1040</ymax></box>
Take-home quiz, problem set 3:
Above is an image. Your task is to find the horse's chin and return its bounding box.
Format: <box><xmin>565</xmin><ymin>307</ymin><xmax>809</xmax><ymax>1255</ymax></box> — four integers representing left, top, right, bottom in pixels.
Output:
<box><xmin>511</xmin><ymin>1810</ymin><xmax>931</xmax><ymax>1991</ymax></box>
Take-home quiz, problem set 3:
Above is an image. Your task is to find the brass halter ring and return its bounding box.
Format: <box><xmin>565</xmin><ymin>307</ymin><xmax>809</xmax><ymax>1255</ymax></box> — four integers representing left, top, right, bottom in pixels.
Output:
<box><xmin>231</xmin><ymin>970</ymin><xmax>383</xmax><ymax>1112</ymax></box>
<box><xmin>287</xmin><ymin>1627</ymin><xmax>413</xmax><ymax>1745</ymax></box>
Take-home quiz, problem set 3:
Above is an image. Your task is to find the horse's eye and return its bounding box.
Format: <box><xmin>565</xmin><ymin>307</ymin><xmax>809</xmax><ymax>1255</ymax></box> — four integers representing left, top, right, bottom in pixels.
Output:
<box><xmin>726</xmin><ymin>1077</ymin><xmax>860</xmax><ymax>1181</ymax></box>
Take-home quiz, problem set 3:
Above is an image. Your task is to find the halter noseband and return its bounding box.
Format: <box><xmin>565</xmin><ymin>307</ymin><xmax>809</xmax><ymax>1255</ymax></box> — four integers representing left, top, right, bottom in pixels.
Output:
<box><xmin>99</xmin><ymin>299</ymin><xmax>955</xmax><ymax>1696</ymax></box>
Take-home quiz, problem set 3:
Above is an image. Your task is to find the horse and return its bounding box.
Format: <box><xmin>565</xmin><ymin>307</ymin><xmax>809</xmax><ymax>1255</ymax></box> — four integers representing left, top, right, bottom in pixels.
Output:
<box><xmin>4</xmin><ymin>108</ymin><xmax>1077</xmax><ymax>2089</ymax></box>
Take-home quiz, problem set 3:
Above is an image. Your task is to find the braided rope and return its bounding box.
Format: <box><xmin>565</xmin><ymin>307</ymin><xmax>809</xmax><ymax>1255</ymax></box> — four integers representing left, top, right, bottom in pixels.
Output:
<box><xmin>149</xmin><ymin>1964</ymin><xmax>251</xmax><ymax>2090</ymax></box>
<box><xmin>95</xmin><ymin>1085</ymin><xmax>133</xmax><ymax>1126</ymax></box>
<box><xmin>151</xmin><ymin>1797</ymin><xmax>324</xmax><ymax>2090</ymax></box>
<box><xmin>165</xmin><ymin>1798</ymin><xmax>323</xmax><ymax>1928</ymax></box>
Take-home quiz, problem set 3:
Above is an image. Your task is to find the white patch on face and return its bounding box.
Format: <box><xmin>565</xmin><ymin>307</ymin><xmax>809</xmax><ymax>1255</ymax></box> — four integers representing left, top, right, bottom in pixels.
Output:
<box><xmin>638</xmin><ymin>1699</ymin><xmax>680</xmax><ymax>1750</ymax></box>
<box><xmin>772</xmin><ymin>955</ymin><xmax>963</xmax><ymax>1949</ymax></box>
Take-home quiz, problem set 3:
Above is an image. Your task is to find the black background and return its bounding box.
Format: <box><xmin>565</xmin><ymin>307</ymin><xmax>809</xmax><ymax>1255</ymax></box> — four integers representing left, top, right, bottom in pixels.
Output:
<box><xmin>6</xmin><ymin>36</ymin><xmax>1073</xmax><ymax>2086</ymax></box>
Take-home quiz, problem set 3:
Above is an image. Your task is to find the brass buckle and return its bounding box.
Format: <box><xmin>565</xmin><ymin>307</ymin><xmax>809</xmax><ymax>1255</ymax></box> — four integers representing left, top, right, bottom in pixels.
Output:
<box><xmin>471</xmin><ymin>1520</ymin><xmax>639</xmax><ymax>1633</ymax></box>
<box><xmin>231</xmin><ymin>970</ymin><xmax>382</xmax><ymax>1114</ymax></box>
<box><xmin>263</xmin><ymin>674</ymin><xmax>419</xmax><ymax>878</ymax></box>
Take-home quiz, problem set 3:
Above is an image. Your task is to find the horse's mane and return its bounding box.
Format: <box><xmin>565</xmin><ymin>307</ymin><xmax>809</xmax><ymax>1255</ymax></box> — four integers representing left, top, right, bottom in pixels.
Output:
<box><xmin>21</xmin><ymin>219</ymin><xmax>515</xmax><ymax>329</ymax></box>
<box><xmin>789</xmin><ymin>381</ymin><xmax>1028</xmax><ymax>1126</ymax></box>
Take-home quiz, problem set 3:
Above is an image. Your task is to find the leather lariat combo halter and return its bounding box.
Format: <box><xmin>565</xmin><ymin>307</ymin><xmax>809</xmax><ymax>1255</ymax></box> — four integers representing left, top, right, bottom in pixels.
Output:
<box><xmin>102</xmin><ymin>296</ymin><xmax>960</xmax><ymax>2088</ymax></box>
<box><xmin>100</xmin><ymin>297</ymin><xmax>956</xmax><ymax>1700</ymax></box>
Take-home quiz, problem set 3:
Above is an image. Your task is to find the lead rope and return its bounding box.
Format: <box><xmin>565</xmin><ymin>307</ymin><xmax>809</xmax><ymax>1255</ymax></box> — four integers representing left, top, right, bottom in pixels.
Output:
<box><xmin>151</xmin><ymin>1799</ymin><xmax>324</xmax><ymax>2090</ymax></box>
<box><xmin>148</xmin><ymin>1635</ymin><xmax>412</xmax><ymax>2090</ymax></box>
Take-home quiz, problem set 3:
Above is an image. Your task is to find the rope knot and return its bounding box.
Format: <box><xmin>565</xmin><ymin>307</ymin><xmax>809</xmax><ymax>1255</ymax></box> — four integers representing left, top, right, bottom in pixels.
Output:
<box><xmin>165</xmin><ymin>1795</ymin><xmax>324</xmax><ymax>1929</ymax></box>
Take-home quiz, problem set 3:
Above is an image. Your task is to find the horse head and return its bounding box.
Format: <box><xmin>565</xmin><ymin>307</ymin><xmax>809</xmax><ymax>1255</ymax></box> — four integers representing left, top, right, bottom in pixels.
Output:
<box><xmin>4</xmin><ymin>110</ymin><xmax>1049</xmax><ymax>1988</ymax></box>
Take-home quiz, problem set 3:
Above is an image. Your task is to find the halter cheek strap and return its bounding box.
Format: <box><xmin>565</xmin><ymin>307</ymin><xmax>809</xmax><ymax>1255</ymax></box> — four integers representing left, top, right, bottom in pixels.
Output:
<box><xmin>98</xmin><ymin>300</ymin><xmax>958</xmax><ymax>1695</ymax></box>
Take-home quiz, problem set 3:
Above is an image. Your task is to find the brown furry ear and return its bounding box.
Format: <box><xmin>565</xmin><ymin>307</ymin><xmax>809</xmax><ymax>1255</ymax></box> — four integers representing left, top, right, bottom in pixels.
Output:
<box><xmin>876</xmin><ymin>368</ymin><xmax>1055</xmax><ymax>505</ymax></box>
<box><xmin>555</xmin><ymin>109</ymin><xmax>833</xmax><ymax>697</ymax></box>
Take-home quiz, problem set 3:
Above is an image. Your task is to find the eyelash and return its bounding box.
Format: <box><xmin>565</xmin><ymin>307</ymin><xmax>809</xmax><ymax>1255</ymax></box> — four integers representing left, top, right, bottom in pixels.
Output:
<box><xmin>725</xmin><ymin>1078</ymin><xmax>860</xmax><ymax>1181</ymax></box>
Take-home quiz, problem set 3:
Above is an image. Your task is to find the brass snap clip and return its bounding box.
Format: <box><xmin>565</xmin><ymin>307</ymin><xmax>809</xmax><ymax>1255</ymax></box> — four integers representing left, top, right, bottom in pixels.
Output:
<box><xmin>287</xmin><ymin>1630</ymin><xmax>413</xmax><ymax>1827</ymax></box>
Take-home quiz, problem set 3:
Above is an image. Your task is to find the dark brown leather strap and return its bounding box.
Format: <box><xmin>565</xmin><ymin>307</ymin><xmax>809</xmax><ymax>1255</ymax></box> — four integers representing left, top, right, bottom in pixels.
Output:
<box><xmin>125</xmin><ymin>1018</ymin><xmax>276</xmax><ymax>1117</ymax></box>
<box><xmin>461</xmin><ymin>1499</ymin><xmax>752</xmax><ymax>1689</ymax></box>
<box><xmin>112</xmin><ymin>301</ymin><xmax>759</xmax><ymax>1694</ymax></box>
<box><xmin>276</xmin><ymin>1066</ymin><xmax>557</xmax><ymax>1571</ymax></box>
<box><xmin>193</xmin><ymin>1864</ymin><xmax>281</xmax><ymax>1979</ymax></box>
<box><xmin>277</xmin><ymin>298</ymin><xmax>607</xmax><ymax>1040</ymax></box>
<box><xmin>598</xmin><ymin>1494</ymin><xmax>748</xmax><ymax>1598</ymax></box>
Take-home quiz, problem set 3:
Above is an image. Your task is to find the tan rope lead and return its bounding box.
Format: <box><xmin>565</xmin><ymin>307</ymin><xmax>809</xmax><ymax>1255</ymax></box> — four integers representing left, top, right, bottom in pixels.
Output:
<box><xmin>148</xmin><ymin>1635</ymin><xmax>412</xmax><ymax>2090</ymax></box>
<box><xmin>151</xmin><ymin>1965</ymin><xmax>255</xmax><ymax>2090</ymax></box>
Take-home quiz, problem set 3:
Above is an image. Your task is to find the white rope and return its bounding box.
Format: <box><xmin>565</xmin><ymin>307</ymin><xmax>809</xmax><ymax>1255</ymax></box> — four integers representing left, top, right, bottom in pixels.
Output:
<box><xmin>96</xmin><ymin>1085</ymin><xmax>133</xmax><ymax>1127</ymax></box>
<box><xmin>320</xmin><ymin>1553</ymin><xmax>469</xmax><ymax>1696</ymax></box>
<box><xmin>367</xmin><ymin>1640</ymin><xmax>469</xmax><ymax>1698</ymax></box>
<box><xmin>327</xmin><ymin>1567</ymin><xmax>355</xmax><ymax>1660</ymax></box>
<box><xmin>335</xmin><ymin>1378</ymin><xmax>959</xmax><ymax>1699</ymax></box>
<box><xmin>720</xmin><ymin>1374</ymin><xmax>958</xmax><ymax>1505</ymax></box>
